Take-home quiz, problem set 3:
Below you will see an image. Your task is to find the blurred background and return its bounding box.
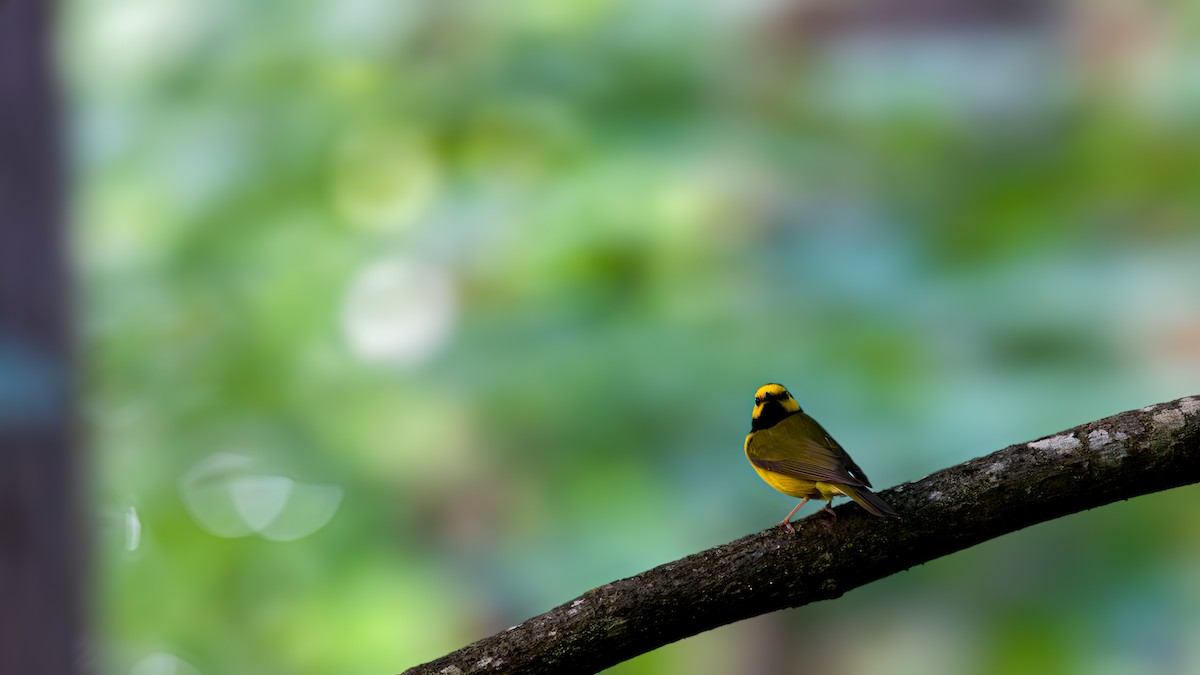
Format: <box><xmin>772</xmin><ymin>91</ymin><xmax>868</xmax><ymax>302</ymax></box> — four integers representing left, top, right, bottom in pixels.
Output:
<box><xmin>64</xmin><ymin>0</ymin><xmax>1200</xmax><ymax>673</ymax></box>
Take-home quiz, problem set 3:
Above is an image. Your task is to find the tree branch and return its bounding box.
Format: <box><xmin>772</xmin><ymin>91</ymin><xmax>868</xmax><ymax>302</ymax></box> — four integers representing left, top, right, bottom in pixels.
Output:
<box><xmin>404</xmin><ymin>395</ymin><xmax>1200</xmax><ymax>675</ymax></box>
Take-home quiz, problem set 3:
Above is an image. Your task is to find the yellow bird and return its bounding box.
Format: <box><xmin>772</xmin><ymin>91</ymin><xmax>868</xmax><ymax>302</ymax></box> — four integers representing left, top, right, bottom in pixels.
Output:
<box><xmin>745</xmin><ymin>383</ymin><xmax>898</xmax><ymax>531</ymax></box>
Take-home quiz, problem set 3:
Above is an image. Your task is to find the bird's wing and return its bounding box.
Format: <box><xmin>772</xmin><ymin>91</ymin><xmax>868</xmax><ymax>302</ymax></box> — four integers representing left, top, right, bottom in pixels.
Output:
<box><xmin>747</xmin><ymin>415</ymin><xmax>869</xmax><ymax>487</ymax></box>
<box><xmin>818</xmin><ymin>431</ymin><xmax>873</xmax><ymax>488</ymax></box>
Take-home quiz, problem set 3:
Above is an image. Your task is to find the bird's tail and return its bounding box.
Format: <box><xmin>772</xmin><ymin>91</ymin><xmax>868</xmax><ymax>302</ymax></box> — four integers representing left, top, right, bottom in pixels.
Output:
<box><xmin>840</xmin><ymin>484</ymin><xmax>899</xmax><ymax>518</ymax></box>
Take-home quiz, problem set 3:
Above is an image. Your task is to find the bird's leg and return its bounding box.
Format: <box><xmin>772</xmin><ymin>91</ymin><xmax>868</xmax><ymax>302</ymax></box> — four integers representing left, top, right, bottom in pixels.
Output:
<box><xmin>822</xmin><ymin>500</ymin><xmax>837</xmax><ymax>521</ymax></box>
<box><xmin>780</xmin><ymin>498</ymin><xmax>809</xmax><ymax>532</ymax></box>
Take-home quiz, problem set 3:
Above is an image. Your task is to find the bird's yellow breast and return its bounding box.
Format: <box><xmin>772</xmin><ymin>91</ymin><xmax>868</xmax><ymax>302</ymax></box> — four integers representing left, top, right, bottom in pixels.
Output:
<box><xmin>748</xmin><ymin>463</ymin><xmax>846</xmax><ymax>501</ymax></box>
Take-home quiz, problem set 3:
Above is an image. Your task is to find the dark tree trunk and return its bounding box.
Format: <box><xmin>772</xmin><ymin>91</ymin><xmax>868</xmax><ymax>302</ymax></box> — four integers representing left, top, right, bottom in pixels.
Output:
<box><xmin>0</xmin><ymin>0</ymin><xmax>81</xmax><ymax>673</ymax></box>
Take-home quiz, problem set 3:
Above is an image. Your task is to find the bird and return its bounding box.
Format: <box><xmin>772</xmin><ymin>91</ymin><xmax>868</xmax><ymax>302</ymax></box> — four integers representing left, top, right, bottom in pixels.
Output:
<box><xmin>744</xmin><ymin>383</ymin><xmax>898</xmax><ymax>532</ymax></box>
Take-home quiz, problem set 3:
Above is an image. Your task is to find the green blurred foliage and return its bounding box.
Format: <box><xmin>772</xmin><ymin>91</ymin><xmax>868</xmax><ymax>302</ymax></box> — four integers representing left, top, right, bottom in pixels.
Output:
<box><xmin>68</xmin><ymin>1</ymin><xmax>1200</xmax><ymax>673</ymax></box>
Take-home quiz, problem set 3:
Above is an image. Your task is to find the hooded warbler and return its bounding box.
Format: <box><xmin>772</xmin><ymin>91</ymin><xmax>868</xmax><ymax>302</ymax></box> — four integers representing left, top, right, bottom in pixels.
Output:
<box><xmin>745</xmin><ymin>383</ymin><xmax>898</xmax><ymax>531</ymax></box>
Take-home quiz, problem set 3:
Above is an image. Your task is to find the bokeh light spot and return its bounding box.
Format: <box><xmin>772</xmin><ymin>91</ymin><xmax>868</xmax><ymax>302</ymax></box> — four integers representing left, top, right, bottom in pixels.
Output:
<box><xmin>124</xmin><ymin>506</ymin><xmax>141</xmax><ymax>552</ymax></box>
<box><xmin>258</xmin><ymin>483</ymin><xmax>344</xmax><ymax>542</ymax></box>
<box><xmin>340</xmin><ymin>258</ymin><xmax>457</xmax><ymax>366</ymax></box>
<box><xmin>179</xmin><ymin>453</ymin><xmax>343</xmax><ymax>541</ymax></box>
<box><xmin>229</xmin><ymin>475</ymin><xmax>294</xmax><ymax>532</ymax></box>
<box><xmin>179</xmin><ymin>453</ymin><xmax>258</xmax><ymax>538</ymax></box>
<box><xmin>331</xmin><ymin>129</ymin><xmax>438</xmax><ymax>231</ymax></box>
<box><xmin>128</xmin><ymin>652</ymin><xmax>200</xmax><ymax>675</ymax></box>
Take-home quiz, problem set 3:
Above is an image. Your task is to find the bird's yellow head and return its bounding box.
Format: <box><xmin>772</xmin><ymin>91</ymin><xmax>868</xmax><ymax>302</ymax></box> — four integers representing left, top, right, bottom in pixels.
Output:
<box><xmin>751</xmin><ymin>383</ymin><xmax>802</xmax><ymax>431</ymax></box>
